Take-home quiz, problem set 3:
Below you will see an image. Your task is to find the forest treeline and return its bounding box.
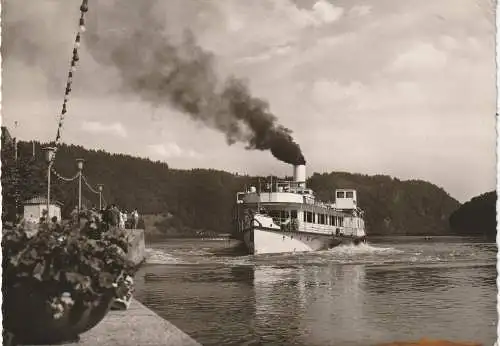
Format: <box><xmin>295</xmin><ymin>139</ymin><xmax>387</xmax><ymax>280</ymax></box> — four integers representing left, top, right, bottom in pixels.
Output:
<box><xmin>2</xmin><ymin>134</ymin><xmax>464</xmax><ymax>237</ymax></box>
<box><xmin>449</xmin><ymin>191</ymin><xmax>496</xmax><ymax>239</ymax></box>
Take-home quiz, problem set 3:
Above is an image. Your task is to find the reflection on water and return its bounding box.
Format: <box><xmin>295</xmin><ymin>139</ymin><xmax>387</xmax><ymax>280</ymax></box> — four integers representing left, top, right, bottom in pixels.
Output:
<box><xmin>134</xmin><ymin>238</ymin><xmax>497</xmax><ymax>346</ymax></box>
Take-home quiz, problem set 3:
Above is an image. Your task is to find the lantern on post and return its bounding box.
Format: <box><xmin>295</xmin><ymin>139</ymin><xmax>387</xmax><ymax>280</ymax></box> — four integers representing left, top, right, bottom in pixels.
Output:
<box><xmin>97</xmin><ymin>184</ymin><xmax>104</xmax><ymax>210</ymax></box>
<box><xmin>42</xmin><ymin>147</ymin><xmax>57</xmax><ymax>222</ymax></box>
<box><xmin>76</xmin><ymin>158</ymin><xmax>85</xmax><ymax>213</ymax></box>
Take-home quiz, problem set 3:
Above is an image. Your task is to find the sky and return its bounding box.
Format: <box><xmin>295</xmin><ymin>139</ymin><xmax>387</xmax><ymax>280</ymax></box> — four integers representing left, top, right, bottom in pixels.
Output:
<box><xmin>2</xmin><ymin>0</ymin><xmax>496</xmax><ymax>203</ymax></box>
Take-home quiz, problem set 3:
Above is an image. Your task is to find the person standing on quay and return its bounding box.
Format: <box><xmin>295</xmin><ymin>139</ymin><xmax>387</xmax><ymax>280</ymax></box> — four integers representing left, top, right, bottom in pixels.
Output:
<box><xmin>109</xmin><ymin>204</ymin><xmax>120</xmax><ymax>227</ymax></box>
<box><xmin>119</xmin><ymin>210</ymin><xmax>125</xmax><ymax>229</ymax></box>
<box><xmin>132</xmin><ymin>209</ymin><xmax>139</xmax><ymax>229</ymax></box>
<box><xmin>123</xmin><ymin>210</ymin><xmax>128</xmax><ymax>229</ymax></box>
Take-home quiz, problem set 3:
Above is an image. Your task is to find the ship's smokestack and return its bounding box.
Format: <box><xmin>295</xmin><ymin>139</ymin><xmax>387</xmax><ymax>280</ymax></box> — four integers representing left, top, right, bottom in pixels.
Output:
<box><xmin>293</xmin><ymin>164</ymin><xmax>306</xmax><ymax>187</ymax></box>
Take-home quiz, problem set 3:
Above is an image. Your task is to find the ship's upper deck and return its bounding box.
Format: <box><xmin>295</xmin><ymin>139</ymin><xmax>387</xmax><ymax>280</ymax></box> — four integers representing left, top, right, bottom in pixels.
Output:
<box><xmin>236</xmin><ymin>179</ymin><xmax>360</xmax><ymax>212</ymax></box>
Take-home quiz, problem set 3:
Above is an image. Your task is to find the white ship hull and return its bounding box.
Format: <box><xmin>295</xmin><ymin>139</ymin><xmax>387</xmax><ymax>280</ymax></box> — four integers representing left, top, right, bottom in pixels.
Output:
<box><xmin>242</xmin><ymin>227</ymin><xmax>365</xmax><ymax>255</ymax></box>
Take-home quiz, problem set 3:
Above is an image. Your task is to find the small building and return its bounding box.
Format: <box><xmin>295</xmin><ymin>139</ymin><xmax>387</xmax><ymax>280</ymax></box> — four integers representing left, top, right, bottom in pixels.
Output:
<box><xmin>23</xmin><ymin>196</ymin><xmax>62</xmax><ymax>222</ymax></box>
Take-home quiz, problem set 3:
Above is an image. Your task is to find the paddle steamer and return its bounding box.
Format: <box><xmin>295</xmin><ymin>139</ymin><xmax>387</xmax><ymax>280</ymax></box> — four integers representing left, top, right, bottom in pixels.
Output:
<box><xmin>233</xmin><ymin>164</ymin><xmax>366</xmax><ymax>254</ymax></box>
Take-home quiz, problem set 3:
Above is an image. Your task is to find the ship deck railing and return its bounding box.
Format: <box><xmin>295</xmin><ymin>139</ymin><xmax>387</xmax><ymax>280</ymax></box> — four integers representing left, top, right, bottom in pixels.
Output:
<box><xmin>243</xmin><ymin>179</ymin><xmax>309</xmax><ymax>195</ymax></box>
<box><xmin>239</xmin><ymin>196</ymin><xmax>352</xmax><ymax>214</ymax></box>
<box><xmin>248</xmin><ymin>213</ymin><xmax>364</xmax><ymax>237</ymax></box>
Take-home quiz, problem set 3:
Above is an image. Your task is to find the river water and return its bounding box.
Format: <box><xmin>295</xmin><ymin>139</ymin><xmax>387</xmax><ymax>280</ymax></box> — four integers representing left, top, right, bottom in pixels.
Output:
<box><xmin>133</xmin><ymin>237</ymin><xmax>498</xmax><ymax>346</ymax></box>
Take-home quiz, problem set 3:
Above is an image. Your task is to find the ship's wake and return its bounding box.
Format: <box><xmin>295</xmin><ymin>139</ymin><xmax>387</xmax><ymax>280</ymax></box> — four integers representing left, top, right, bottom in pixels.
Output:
<box><xmin>328</xmin><ymin>242</ymin><xmax>403</xmax><ymax>255</ymax></box>
<box><xmin>145</xmin><ymin>248</ymin><xmax>184</xmax><ymax>265</ymax></box>
<box><xmin>145</xmin><ymin>247</ymin><xmax>253</xmax><ymax>266</ymax></box>
<box><xmin>144</xmin><ymin>240</ymin><xmax>494</xmax><ymax>268</ymax></box>
<box><xmin>144</xmin><ymin>242</ymin><xmax>404</xmax><ymax>266</ymax></box>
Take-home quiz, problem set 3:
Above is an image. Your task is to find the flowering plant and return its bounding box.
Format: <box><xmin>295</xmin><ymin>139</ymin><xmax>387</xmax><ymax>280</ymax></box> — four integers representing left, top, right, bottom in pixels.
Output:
<box><xmin>2</xmin><ymin>209</ymin><xmax>137</xmax><ymax>321</ymax></box>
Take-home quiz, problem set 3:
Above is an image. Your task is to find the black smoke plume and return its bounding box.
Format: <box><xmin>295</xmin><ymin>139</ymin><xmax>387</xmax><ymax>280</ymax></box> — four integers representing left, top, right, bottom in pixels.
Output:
<box><xmin>85</xmin><ymin>1</ymin><xmax>305</xmax><ymax>165</ymax></box>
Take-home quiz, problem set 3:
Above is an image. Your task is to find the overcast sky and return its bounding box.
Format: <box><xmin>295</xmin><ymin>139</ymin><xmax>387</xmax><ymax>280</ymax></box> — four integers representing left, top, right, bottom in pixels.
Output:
<box><xmin>2</xmin><ymin>0</ymin><xmax>496</xmax><ymax>202</ymax></box>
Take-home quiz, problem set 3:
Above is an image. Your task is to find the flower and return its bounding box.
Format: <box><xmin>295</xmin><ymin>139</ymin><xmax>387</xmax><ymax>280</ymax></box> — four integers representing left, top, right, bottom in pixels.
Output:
<box><xmin>61</xmin><ymin>292</ymin><xmax>74</xmax><ymax>306</ymax></box>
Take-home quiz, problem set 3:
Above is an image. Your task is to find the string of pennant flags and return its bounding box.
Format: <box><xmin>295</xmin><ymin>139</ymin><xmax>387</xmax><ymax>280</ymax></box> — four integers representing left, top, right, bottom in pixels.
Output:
<box><xmin>53</xmin><ymin>0</ymin><xmax>89</xmax><ymax>149</ymax></box>
<box><xmin>82</xmin><ymin>175</ymin><xmax>100</xmax><ymax>195</ymax></box>
<box><xmin>51</xmin><ymin>167</ymin><xmax>104</xmax><ymax>206</ymax></box>
<box><xmin>51</xmin><ymin>167</ymin><xmax>80</xmax><ymax>182</ymax></box>
<box><xmin>51</xmin><ymin>167</ymin><xmax>100</xmax><ymax>195</ymax></box>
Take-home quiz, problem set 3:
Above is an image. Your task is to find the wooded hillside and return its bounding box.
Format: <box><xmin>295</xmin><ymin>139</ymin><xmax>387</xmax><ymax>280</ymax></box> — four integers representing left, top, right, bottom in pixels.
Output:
<box><xmin>2</xmin><ymin>136</ymin><xmax>462</xmax><ymax>237</ymax></box>
<box><xmin>449</xmin><ymin>191</ymin><xmax>496</xmax><ymax>239</ymax></box>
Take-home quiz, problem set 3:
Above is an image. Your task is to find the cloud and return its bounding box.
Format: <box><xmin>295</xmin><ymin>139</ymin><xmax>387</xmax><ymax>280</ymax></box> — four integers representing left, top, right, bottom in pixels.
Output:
<box><xmin>148</xmin><ymin>143</ymin><xmax>201</xmax><ymax>159</ymax></box>
<box><xmin>390</xmin><ymin>42</ymin><xmax>448</xmax><ymax>71</ymax></box>
<box><xmin>349</xmin><ymin>5</ymin><xmax>372</xmax><ymax>17</ymax></box>
<box><xmin>439</xmin><ymin>35</ymin><xmax>460</xmax><ymax>50</ymax></box>
<box><xmin>217</xmin><ymin>0</ymin><xmax>343</xmax><ymax>45</ymax></box>
<box><xmin>311</xmin><ymin>0</ymin><xmax>344</xmax><ymax>25</ymax></box>
<box><xmin>237</xmin><ymin>44</ymin><xmax>294</xmax><ymax>64</ymax></box>
<box><xmin>81</xmin><ymin>121</ymin><xmax>128</xmax><ymax>138</ymax></box>
<box><xmin>312</xmin><ymin>79</ymin><xmax>365</xmax><ymax>104</ymax></box>
<box><xmin>284</xmin><ymin>0</ymin><xmax>343</xmax><ymax>28</ymax></box>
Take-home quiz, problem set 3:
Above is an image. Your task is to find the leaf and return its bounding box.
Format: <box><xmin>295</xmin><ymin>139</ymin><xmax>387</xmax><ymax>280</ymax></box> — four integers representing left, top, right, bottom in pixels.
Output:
<box><xmin>32</xmin><ymin>262</ymin><xmax>45</xmax><ymax>281</ymax></box>
<box><xmin>10</xmin><ymin>251</ymin><xmax>24</xmax><ymax>266</ymax></box>
<box><xmin>52</xmin><ymin>271</ymin><xmax>61</xmax><ymax>281</ymax></box>
<box><xmin>29</xmin><ymin>248</ymin><xmax>38</xmax><ymax>258</ymax></box>
<box><xmin>65</xmin><ymin>272</ymin><xmax>87</xmax><ymax>284</ymax></box>
<box><xmin>99</xmin><ymin>272</ymin><xmax>116</xmax><ymax>289</ymax></box>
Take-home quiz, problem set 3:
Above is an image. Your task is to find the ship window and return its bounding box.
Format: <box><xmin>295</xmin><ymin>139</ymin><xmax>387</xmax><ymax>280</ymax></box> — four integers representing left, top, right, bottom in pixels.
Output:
<box><xmin>306</xmin><ymin>212</ymin><xmax>313</xmax><ymax>223</ymax></box>
<box><xmin>329</xmin><ymin>215</ymin><xmax>333</xmax><ymax>225</ymax></box>
<box><xmin>320</xmin><ymin>214</ymin><xmax>325</xmax><ymax>225</ymax></box>
<box><xmin>303</xmin><ymin>211</ymin><xmax>307</xmax><ymax>222</ymax></box>
<box><xmin>313</xmin><ymin>213</ymin><xmax>316</xmax><ymax>223</ymax></box>
<box><xmin>337</xmin><ymin>191</ymin><xmax>345</xmax><ymax>198</ymax></box>
<box><xmin>346</xmin><ymin>191</ymin><xmax>354</xmax><ymax>198</ymax></box>
<box><xmin>291</xmin><ymin>210</ymin><xmax>297</xmax><ymax>219</ymax></box>
<box><xmin>269</xmin><ymin>210</ymin><xmax>281</xmax><ymax>218</ymax></box>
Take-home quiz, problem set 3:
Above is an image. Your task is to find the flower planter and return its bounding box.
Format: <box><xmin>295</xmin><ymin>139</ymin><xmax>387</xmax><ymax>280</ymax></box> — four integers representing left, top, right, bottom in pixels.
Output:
<box><xmin>2</xmin><ymin>209</ymin><xmax>139</xmax><ymax>345</ymax></box>
<box><xmin>4</xmin><ymin>284</ymin><xmax>114</xmax><ymax>345</ymax></box>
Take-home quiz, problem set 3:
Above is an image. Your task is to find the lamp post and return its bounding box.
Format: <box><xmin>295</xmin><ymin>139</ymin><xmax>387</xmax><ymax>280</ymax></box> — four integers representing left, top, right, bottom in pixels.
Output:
<box><xmin>43</xmin><ymin>147</ymin><xmax>56</xmax><ymax>222</ymax></box>
<box><xmin>76</xmin><ymin>158</ymin><xmax>84</xmax><ymax>214</ymax></box>
<box><xmin>97</xmin><ymin>184</ymin><xmax>103</xmax><ymax>210</ymax></box>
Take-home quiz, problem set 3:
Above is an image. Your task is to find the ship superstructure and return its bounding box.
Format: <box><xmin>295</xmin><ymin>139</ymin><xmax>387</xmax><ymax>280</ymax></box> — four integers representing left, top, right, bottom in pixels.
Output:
<box><xmin>233</xmin><ymin>165</ymin><xmax>366</xmax><ymax>254</ymax></box>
